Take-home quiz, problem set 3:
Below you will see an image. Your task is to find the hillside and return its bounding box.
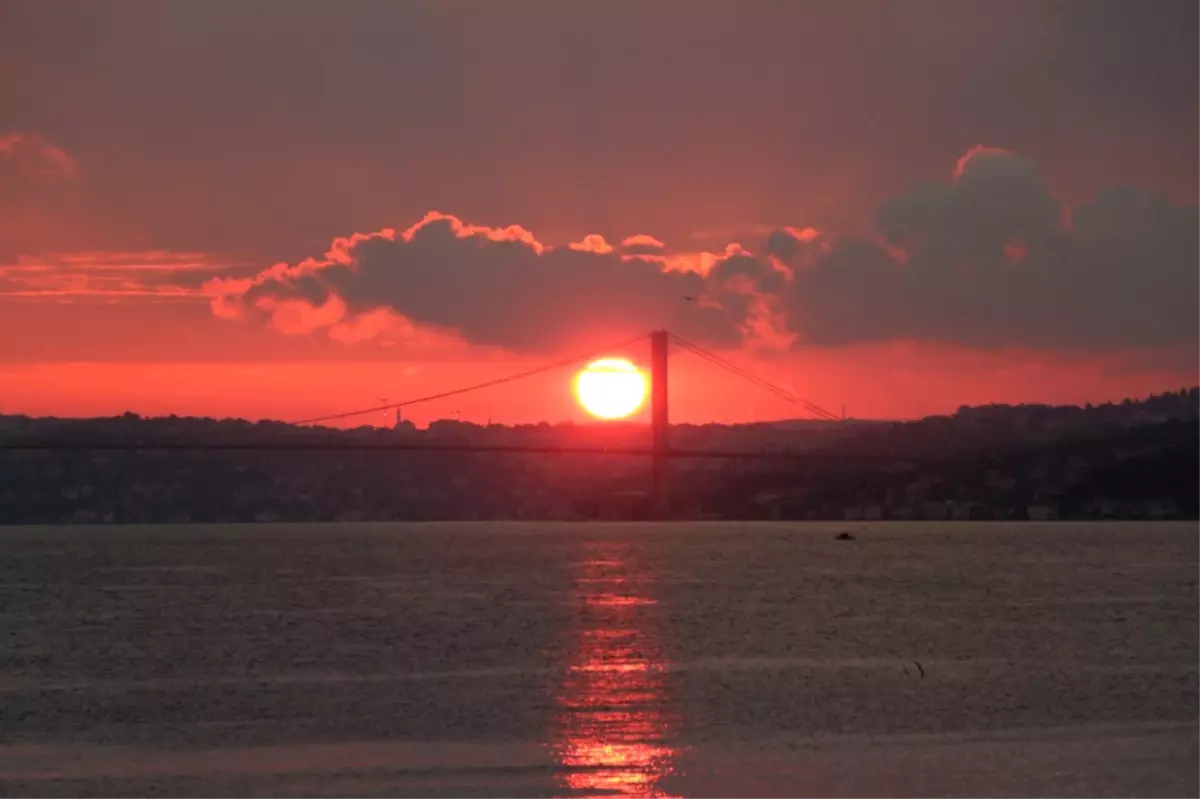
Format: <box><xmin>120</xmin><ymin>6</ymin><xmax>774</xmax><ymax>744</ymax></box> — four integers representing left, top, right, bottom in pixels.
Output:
<box><xmin>1</xmin><ymin>389</ymin><xmax>1196</xmax><ymax>523</ymax></box>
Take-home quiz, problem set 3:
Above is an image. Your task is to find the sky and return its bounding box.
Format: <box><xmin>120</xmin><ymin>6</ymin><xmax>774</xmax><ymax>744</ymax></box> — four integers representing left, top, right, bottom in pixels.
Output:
<box><xmin>0</xmin><ymin>0</ymin><xmax>1197</xmax><ymax>426</ymax></box>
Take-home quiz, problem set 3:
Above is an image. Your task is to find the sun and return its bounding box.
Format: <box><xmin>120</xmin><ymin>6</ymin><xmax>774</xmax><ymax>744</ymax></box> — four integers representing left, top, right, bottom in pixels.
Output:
<box><xmin>574</xmin><ymin>358</ymin><xmax>648</xmax><ymax>420</ymax></box>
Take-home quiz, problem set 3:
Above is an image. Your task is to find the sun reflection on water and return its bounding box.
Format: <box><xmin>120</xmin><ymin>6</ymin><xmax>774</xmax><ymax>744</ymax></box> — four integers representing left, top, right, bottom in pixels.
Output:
<box><xmin>551</xmin><ymin>543</ymin><xmax>681</xmax><ymax>798</ymax></box>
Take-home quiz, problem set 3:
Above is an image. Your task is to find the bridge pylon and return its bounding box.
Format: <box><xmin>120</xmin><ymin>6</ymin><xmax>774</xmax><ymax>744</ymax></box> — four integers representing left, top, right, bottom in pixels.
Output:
<box><xmin>650</xmin><ymin>329</ymin><xmax>670</xmax><ymax>519</ymax></box>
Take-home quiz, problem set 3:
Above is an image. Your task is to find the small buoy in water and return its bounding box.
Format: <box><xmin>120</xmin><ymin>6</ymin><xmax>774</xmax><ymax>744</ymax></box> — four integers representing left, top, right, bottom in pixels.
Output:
<box><xmin>835</xmin><ymin>532</ymin><xmax>855</xmax><ymax>541</ymax></box>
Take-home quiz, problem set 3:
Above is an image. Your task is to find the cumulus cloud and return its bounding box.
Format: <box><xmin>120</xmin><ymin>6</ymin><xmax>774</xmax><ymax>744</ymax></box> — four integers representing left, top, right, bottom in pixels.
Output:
<box><xmin>209</xmin><ymin>147</ymin><xmax>1197</xmax><ymax>355</ymax></box>
<box><xmin>785</xmin><ymin>146</ymin><xmax>1198</xmax><ymax>350</ymax></box>
<box><xmin>620</xmin><ymin>234</ymin><xmax>668</xmax><ymax>256</ymax></box>
<box><xmin>206</xmin><ymin>213</ymin><xmax>741</xmax><ymax>352</ymax></box>
<box><xmin>568</xmin><ymin>234</ymin><xmax>614</xmax><ymax>254</ymax></box>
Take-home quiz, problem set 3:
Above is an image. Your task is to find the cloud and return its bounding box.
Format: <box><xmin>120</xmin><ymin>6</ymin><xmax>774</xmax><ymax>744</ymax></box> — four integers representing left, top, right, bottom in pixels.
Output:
<box><xmin>620</xmin><ymin>234</ymin><xmax>667</xmax><ymax>255</ymax></box>
<box><xmin>209</xmin><ymin>212</ymin><xmax>744</xmax><ymax>352</ymax></box>
<box><xmin>2</xmin><ymin>2</ymin><xmax>1195</xmax><ymax>278</ymax></box>
<box><xmin>785</xmin><ymin>146</ymin><xmax>1198</xmax><ymax>351</ymax></box>
<box><xmin>0</xmin><ymin>132</ymin><xmax>77</xmax><ymax>181</ymax></box>
<box><xmin>209</xmin><ymin>147</ymin><xmax>1197</xmax><ymax>356</ymax></box>
<box><xmin>0</xmin><ymin>250</ymin><xmax>233</xmax><ymax>299</ymax></box>
<box><xmin>0</xmin><ymin>132</ymin><xmax>87</xmax><ymax>259</ymax></box>
<box><xmin>568</xmin><ymin>234</ymin><xmax>613</xmax><ymax>255</ymax></box>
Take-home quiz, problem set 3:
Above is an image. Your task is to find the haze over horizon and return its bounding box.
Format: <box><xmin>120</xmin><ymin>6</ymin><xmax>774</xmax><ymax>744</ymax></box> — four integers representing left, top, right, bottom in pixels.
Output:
<box><xmin>1</xmin><ymin>0</ymin><xmax>1196</xmax><ymax>426</ymax></box>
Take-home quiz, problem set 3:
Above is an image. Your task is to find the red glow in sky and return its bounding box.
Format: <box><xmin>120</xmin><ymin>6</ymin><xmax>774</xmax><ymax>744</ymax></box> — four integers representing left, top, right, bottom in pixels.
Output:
<box><xmin>0</xmin><ymin>2</ymin><xmax>1195</xmax><ymax>424</ymax></box>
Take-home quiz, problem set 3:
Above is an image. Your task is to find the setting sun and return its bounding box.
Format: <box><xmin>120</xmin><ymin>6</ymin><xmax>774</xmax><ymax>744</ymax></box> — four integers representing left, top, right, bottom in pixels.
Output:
<box><xmin>574</xmin><ymin>358</ymin><xmax>648</xmax><ymax>420</ymax></box>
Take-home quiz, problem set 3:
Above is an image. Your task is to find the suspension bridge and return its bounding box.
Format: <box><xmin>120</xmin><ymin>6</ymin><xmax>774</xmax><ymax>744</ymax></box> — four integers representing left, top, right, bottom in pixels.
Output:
<box><xmin>281</xmin><ymin>329</ymin><xmax>841</xmax><ymax>517</ymax></box>
<box><xmin>2</xmin><ymin>330</ymin><xmax>939</xmax><ymax>518</ymax></box>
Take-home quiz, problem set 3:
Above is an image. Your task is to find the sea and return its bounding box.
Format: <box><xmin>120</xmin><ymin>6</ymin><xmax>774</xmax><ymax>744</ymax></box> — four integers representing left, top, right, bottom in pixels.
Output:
<box><xmin>1</xmin><ymin>521</ymin><xmax>1196</xmax><ymax>797</ymax></box>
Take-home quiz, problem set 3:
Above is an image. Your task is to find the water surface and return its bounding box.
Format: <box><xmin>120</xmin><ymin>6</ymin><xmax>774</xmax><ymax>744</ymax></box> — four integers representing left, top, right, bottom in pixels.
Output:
<box><xmin>1</xmin><ymin>522</ymin><xmax>1196</xmax><ymax>796</ymax></box>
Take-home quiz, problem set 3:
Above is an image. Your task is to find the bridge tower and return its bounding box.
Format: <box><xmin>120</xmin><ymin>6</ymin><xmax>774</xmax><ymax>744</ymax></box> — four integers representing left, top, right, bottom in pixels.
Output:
<box><xmin>650</xmin><ymin>329</ymin><xmax>670</xmax><ymax>519</ymax></box>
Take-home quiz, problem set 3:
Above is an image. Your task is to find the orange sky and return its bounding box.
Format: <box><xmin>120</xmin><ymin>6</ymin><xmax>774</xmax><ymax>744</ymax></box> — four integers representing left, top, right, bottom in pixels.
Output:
<box><xmin>1</xmin><ymin>341</ymin><xmax>1193</xmax><ymax>427</ymax></box>
<box><xmin>1</xmin><ymin>2</ymin><xmax>1196</xmax><ymax>425</ymax></box>
<box><xmin>0</xmin><ymin>182</ymin><xmax>1195</xmax><ymax>426</ymax></box>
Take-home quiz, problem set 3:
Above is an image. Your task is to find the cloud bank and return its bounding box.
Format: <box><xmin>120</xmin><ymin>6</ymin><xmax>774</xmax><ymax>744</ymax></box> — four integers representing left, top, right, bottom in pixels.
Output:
<box><xmin>207</xmin><ymin>148</ymin><xmax>1198</xmax><ymax>354</ymax></box>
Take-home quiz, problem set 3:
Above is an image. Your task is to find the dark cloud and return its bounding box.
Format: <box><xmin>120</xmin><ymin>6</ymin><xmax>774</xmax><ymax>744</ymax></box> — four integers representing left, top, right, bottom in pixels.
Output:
<box><xmin>213</xmin><ymin>148</ymin><xmax>1197</xmax><ymax>355</ymax></box>
<box><xmin>329</xmin><ymin>220</ymin><xmax>726</xmax><ymax>350</ymax></box>
<box><xmin>785</xmin><ymin>148</ymin><xmax>1198</xmax><ymax>350</ymax></box>
<box><xmin>875</xmin><ymin>147</ymin><xmax>1064</xmax><ymax>265</ymax></box>
<box><xmin>222</xmin><ymin>214</ymin><xmax>736</xmax><ymax>351</ymax></box>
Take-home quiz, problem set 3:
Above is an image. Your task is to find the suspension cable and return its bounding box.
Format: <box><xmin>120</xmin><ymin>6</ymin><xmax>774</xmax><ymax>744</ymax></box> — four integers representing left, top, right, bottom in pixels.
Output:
<box><xmin>289</xmin><ymin>333</ymin><xmax>651</xmax><ymax>427</ymax></box>
<box><xmin>670</xmin><ymin>333</ymin><xmax>842</xmax><ymax>421</ymax></box>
